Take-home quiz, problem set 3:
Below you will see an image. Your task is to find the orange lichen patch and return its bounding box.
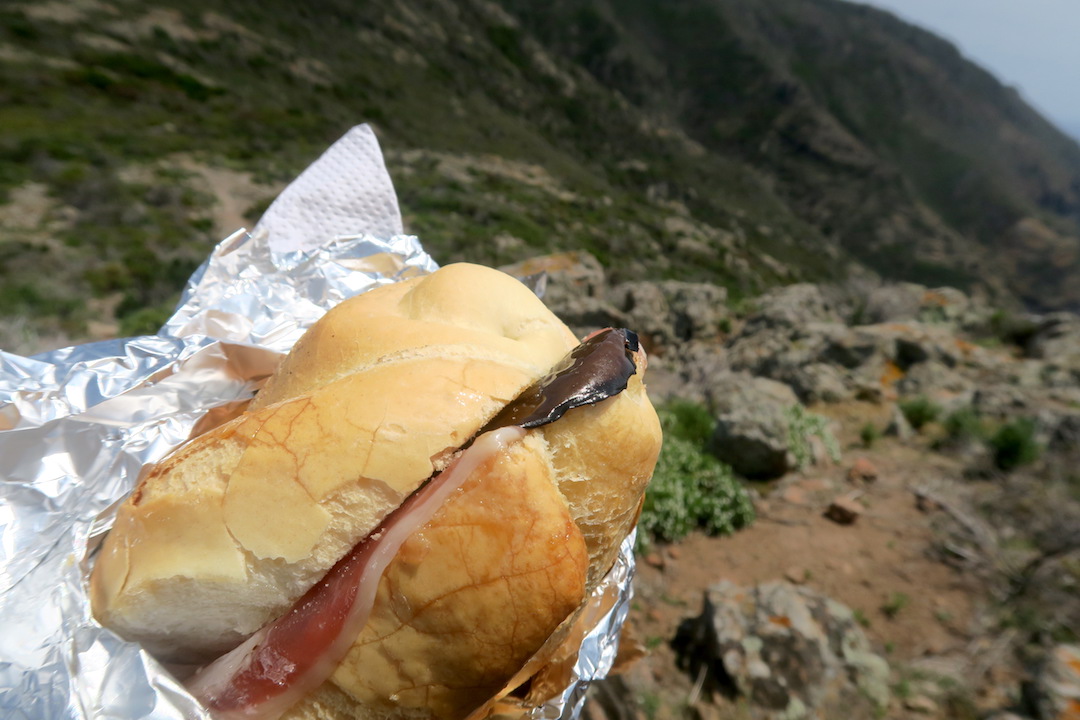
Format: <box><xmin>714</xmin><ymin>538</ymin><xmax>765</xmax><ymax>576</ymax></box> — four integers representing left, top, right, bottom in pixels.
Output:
<box><xmin>768</xmin><ymin>615</ymin><xmax>793</xmax><ymax>628</ymax></box>
<box><xmin>1066</xmin><ymin>698</ymin><xmax>1080</xmax><ymax>720</ymax></box>
<box><xmin>325</xmin><ymin>438</ymin><xmax>588</xmax><ymax>720</ymax></box>
<box><xmin>880</xmin><ymin>361</ymin><xmax>905</xmax><ymax>388</ymax></box>
<box><xmin>921</xmin><ymin>289</ymin><xmax>950</xmax><ymax>307</ymax></box>
<box><xmin>954</xmin><ymin>338</ymin><xmax>977</xmax><ymax>359</ymax></box>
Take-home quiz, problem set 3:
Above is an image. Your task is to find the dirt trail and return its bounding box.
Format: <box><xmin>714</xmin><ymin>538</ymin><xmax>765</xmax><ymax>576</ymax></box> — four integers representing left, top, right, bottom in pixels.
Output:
<box><xmin>624</xmin><ymin>403</ymin><xmax>1003</xmax><ymax>718</ymax></box>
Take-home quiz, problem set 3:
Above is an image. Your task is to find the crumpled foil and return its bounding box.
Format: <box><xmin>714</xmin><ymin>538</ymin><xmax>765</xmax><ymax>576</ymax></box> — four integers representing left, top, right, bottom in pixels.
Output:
<box><xmin>0</xmin><ymin>125</ymin><xmax>635</xmax><ymax>720</ymax></box>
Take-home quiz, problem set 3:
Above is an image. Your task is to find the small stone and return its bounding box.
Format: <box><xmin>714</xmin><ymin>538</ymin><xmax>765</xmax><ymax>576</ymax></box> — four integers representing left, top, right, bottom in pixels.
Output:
<box><xmin>904</xmin><ymin>695</ymin><xmax>938</xmax><ymax>714</ymax></box>
<box><xmin>915</xmin><ymin>493</ymin><xmax>940</xmax><ymax>513</ymax></box>
<box><xmin>781</xmin><ymin>486</ymin><xmax>808</xmax><ymax>506</ymax></box>
<box><xmin>785</xmin><ymin>566</ymin><xmax>809</xmax><ymax>584</ymax></box>
<box><xmin>644</xmin><ymin>552</ymin><xmax>664</xmax><ymax>569</ymax></box>
<box><xmin>923</xmin><ymin>636</ymin><xmax>949</xmax><ymax>655</ymax></box>
<box><xmin>847</xmin><ymin>457</ymin><xmax>879</xmax><ymax>483</ymax></box>
<box><xmin>667</xmin><ymin>546</ymin><xmax>682</xmax><ymax>560</ymax></box>
<box><xmin>825</xmin><ymin>496</ymin><xmax>863</xmax><ymax>525</ymax></box>
<box><xmin>885</xmin><ymin>405</ymin><xmax>914</xmax><ymax>441</ymax></box>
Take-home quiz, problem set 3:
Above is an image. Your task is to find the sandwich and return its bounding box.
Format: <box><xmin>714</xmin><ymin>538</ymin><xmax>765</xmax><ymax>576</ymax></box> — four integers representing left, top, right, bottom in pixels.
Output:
<box><xmin>89</xmin><ymin>262</ymin><xmax>662</xmax><ymax>720</ymax></box>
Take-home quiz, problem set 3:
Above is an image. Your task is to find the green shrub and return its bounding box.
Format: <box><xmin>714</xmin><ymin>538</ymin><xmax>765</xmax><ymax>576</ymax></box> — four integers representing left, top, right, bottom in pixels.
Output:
<box><xmin>638</xmin><ymin>402</ymin><xmax>755</xmax><ymax>548</ymax></box>
<box><xmin>882</xmin><ymin>591</ymin><xmax>910</xmax><ymax>619</ymax></box>
<box><xmin>988</xmin><ymin>418</ymin><xmax>1040</xmax><ymax>471</ymax></box>
<box><xmin>942</xmin><ymin>407</ymin><xmax>986</xmax><ymax>442</ymax></box>
<box><xmin>899</xmin><ymin>395</ymin><xmax>941</xmax><ymax>430</ymax></box>
<box><xmin>639</xmin><ymin>435</ymin><xmax>755</xmax><ymax>546</ymax></box>
<box><xmin>659</xmin><ymin>398</ymin><xmax>714</xmax><ymax>446</ymax></box>
<box><xmin>860</xmin><ymin>421</ymin><xmax>880</xmax><ymax>448</ymax></box>
<box><xmin>785</xmin><ymin>404</ymin><xmax>841</xmax><ymax>469</ymax></box>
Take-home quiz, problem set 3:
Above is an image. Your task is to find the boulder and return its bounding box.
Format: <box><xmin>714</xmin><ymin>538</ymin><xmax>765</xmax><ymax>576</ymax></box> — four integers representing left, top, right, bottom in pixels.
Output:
<box><xmin>858</xmin><ymin>283</ymin><xmax>925</xmax><ymax>324</ymax></box>
<box><xmin>656</xmin><ymin>280</ymin><xmax>730</xmax><ymax>341</ymax></box>
<box><xmin>633</xmin><ymin>340</ymin><xmax>727</xmax><ymax>407</ymax></box>
<box><xmin>727</xmin><ymin>323</ymin><xmax>856</xmax><ymax>404</ymax></box>
<box><xmin>742</xmin><ymin>284</ymin><xmax>839</xmax><ymax>332</ymax></box>
<box><xmin>708</xmin><ymin>374</ymin><xmax>799</xmax><ymax>479</ymax></box>
<box><xmin>820</xmin><ymin>325</ymin><xmax>894</xmax><ymax>369</ymax></box>
<box><xmin>726</xmin><ymin>327</ymin><xmax>818</xmax><ymax>378</ymax></box>
<box><xmin>786</xmin><ymin>362</ymin><xmax>853</xmax><ymax>404</ymax></box>
<box><xmin>676</xmin><ymin>581</ymin><xmax>889</xmax><ymax>719</ymax></box>
<box><xmin>1026</xmin><ymin>312</ymin><xmax>1080</xmax><ymax>361</ymax></box>
<box><xmin>895</xmin><ymin>360</ymin><xmax>974</xmax><ymax>401</ymax></box>
<box><xmin>503</xmin><ymin>251</ymin><xmax>625</xmax><ymax>333</ymax></box>
<box><xmin>918</xmin><ymin>286</ymin><xmax>979</xmax><ymax>325</ymax></box>
<box><xmin>611</xmin><ymin>280</ymin><xmax>730</xmax><ymax>346</ymax></box>
<box><xmin>852</xmin><ymin>282</ymin><xmax>991</xmax><ymax>330</ymax></box>
<box><xmin>972</xmin><ymin>384</ymin><xmax>1035</xmax><ymax>420</ymax></box>
<box><xmin>725</xmin><ymin>321</ymin><xmax>963</xmax><ymax>405</ymax></box>
<box><xmin>610</xmin><ymin>282</ymin><xmax>669</xmax><ymax>345</ymax></box>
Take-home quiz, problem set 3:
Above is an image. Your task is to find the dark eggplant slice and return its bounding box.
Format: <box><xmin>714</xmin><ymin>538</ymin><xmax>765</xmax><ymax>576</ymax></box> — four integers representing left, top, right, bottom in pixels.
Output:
<box><xmin>483</xmin><ymin>328</ymin><xmax>640</xmax><ymax>431</ymax></box>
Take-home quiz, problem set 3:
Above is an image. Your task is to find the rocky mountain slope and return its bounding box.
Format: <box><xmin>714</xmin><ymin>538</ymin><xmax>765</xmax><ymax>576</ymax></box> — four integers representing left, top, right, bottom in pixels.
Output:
<box><xmin>527</xmin><ymin>251</ymin><xmax>1080</xmax><ymax>719</ymax></box>
<box><xmin>509</xmin><ymin>0</ymin><xmax>1080</xmax><ymax>308</ymax></box>
<box><xmin>3</xmin><ymin>0</ymin><xmax>1080</xmax><ymax>351</ymax></box>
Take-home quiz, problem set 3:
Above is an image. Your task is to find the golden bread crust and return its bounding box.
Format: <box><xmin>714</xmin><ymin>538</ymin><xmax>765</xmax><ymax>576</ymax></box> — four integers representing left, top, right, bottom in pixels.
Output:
<box><xmin>283</xmin><ymin>434</ymin><xmax>589</xmax><ymax>720</ymax></box>
<box><xmin>89</xmin><ymin>262</ymin><xmax>662</xmax><ymax>718</ymax></box>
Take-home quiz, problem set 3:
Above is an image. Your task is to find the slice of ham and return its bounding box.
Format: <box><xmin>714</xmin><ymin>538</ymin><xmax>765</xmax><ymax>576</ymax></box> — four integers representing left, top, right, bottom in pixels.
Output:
<box><xmin>185</xmin><ymin>426</ymin><xmax>526</xmax><ymax>720</ymax></box>
<box><xmin>184</xmin><ymin>327</ymin><xmax>642</xmax><ymax>719</ymax></box>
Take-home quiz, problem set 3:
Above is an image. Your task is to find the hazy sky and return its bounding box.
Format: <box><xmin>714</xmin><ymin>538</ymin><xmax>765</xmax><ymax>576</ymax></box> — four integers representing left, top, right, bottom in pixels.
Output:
<box><xmin>859</xmin><ymin>0</ymin><xmax>1080</xmax><ymax>140</ymax></box>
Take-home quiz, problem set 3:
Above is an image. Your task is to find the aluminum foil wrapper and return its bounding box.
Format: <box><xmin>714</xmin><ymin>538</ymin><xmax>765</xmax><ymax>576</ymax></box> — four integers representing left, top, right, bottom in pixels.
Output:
<box><xmin>0</xmin><ymin>125</ymin><xmax>636</xmax><ymax>720</ymax></box>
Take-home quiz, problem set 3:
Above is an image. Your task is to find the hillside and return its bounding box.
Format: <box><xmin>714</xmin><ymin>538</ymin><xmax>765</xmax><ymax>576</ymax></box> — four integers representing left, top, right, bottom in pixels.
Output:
<box><xmin>2</xmin><ymin>0</ymin><xmax>1080</xmax><ymax>348</ymax></box>
<box><xmin>505</xmin><ymin>0</ymin><xmax>1080</xmax><ymax>307</ymax></box>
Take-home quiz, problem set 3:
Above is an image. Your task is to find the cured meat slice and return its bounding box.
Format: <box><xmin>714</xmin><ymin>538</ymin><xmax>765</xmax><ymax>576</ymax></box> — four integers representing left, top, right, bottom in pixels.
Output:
<box><xmin>184</xmin><ymin>328</ymin><xmax>639</xmax><ymax>720</ymax></box>
<box><xmin>186</xmin><ymin>427</ymin><xmax>525</xmax><ymax>720</ymax></box>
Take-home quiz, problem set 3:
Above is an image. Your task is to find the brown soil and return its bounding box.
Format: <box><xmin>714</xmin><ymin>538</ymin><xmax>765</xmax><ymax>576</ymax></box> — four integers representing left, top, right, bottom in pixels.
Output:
<box><xmin>621</xmin><ymin>401</ymin><xmax>1018</xmax><ymax>719</ymax></box>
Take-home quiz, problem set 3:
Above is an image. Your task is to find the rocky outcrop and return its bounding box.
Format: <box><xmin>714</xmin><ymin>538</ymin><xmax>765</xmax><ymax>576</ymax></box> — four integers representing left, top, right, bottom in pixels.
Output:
<box><xmin>510</xmin><ymin>251</ymin><xmax>732</xmax><ymax>349</ymax></box>
<box><xmin>514</xmin><ymin>252</ymin><xmax>1080</xmax><ymax>720</ymax></box>
<box><xmin>614</xmin><ymin>280</ymin><xmax>730</xmax><ymax>346</ymax></box>
<box><xmin>708</xmin><ymin>373</ymin><xmax>799</xmax><ymax>479</ymax></box>
<box><xmin>742</xmin><ymin>283</ymin><xmax>840</xmax><ymax>332</ymax></box>
<box><xmin>528</xmin><ymin>252</ymin><xmax>1080</xmax><ymax>474</ymax></box>
<box><xmin>675</xmin><ymin>581</ymin><xmax>890</xmax><ymax>720</ymax></box>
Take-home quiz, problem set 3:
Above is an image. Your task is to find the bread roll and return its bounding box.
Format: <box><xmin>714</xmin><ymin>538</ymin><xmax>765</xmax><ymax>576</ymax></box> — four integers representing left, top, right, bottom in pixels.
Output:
<box><xmin>89</xmin><ymin>262</ymin><xmax>662</xmax><ymax>719</ymax></box>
